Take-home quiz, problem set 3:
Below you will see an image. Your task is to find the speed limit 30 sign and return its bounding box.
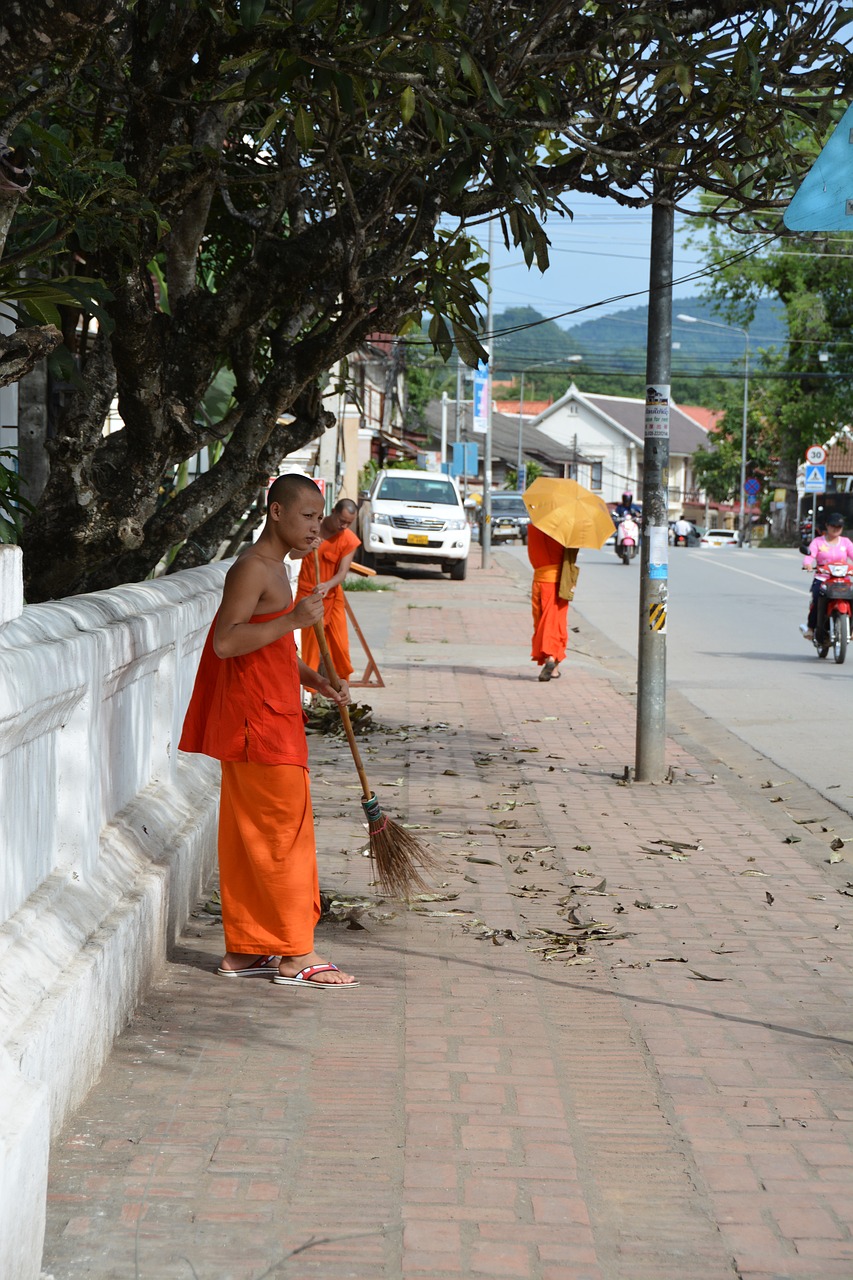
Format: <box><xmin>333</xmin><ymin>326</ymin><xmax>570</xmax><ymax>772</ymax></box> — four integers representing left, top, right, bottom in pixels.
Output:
<box><xmin>805</xmin><ymin>444</ymin><xmax>827</xmax><ymax>465</ymax></box>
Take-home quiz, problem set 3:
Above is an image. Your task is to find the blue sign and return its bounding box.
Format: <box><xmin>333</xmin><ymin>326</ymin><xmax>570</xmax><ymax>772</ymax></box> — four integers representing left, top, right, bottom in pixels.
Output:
<box><xmin>450</xmin><ymin>440</ymin><xmax>478</xmax><ymax>478</ymax></box>
<box><xmin>744</xmin><ymin>478</ymin><xmax>761</xmax><ymax>497</ymax></box>
<box><xmin>783</xmin><ymin>103</ymin><xmax>853</xmax><ymax>232</ymax></box>
<box><xmin>472</xmin><ymin>360</ymin><xmax>490</xmax><ymax>435</ymax></box>
<box><xmin>803</xmin><ymin>464</ymin><xmax>826</xmax><ymax>494</ymax></box>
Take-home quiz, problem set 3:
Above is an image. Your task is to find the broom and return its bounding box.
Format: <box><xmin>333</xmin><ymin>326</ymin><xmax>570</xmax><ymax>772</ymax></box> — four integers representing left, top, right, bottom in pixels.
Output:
<box><xmin>311</xmin><ymin>550</ymin><xmax>436</xmax><ymax>898</ymax></box>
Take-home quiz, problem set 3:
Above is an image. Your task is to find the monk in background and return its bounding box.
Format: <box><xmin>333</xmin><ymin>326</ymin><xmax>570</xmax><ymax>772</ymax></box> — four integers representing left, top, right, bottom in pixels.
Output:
<box><xmin>527</xmin><ymin>522</ymin><xmax>579</xmax><ymax>682</ymax></box>
<box><xmin>297</xmin><ymin>498</ymin><xmax>360</xmax><ymax>682</ymax></box>
<box><xmin>179</xmin><ymin>474</ymin><xmax>358</xmax><ymax>989</ymax></box>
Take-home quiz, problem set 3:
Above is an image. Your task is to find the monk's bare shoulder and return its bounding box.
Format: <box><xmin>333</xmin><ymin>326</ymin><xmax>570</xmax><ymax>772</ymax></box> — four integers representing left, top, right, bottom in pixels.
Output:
<box><xmin>223</xmin><ymin>548</ymin><xmax>291</xmax><ymax>616</ymax></box>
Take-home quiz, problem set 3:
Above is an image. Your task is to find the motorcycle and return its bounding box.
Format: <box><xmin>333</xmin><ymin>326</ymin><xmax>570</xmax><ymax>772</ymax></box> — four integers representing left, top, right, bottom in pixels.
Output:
<box><xmin>811</xmin><ymin>563</ymin><xmax>852</xmax><ymax>664</ymax></box>
<box><xmin>615</xmin><ymin>515</ymin><xmax>639</xmax><ymax>565</ymax></box>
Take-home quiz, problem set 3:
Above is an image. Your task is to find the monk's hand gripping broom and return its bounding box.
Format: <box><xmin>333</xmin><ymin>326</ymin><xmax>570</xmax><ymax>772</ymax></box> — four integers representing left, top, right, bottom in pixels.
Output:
<box><xmin>311</xmin><ymin>552</ymin><xmax>436</xmax><ymax>898</ymax></box>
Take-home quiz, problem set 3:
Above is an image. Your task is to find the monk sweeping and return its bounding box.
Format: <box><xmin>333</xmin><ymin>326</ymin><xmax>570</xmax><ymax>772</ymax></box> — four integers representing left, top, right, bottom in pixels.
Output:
<box><xmin>179</xmin><ymin>473</ymin><xmax>358</xmax><ymax>989</ymax></box>
<box><xmin>296</xmin><ymin>498</ymin><xmax>360</xmax><ymax>681</ymax></box>
<box><xmin>527</xmin><ymin>522</ymin><xmax>579</xmax><ymax>682</ymax></box>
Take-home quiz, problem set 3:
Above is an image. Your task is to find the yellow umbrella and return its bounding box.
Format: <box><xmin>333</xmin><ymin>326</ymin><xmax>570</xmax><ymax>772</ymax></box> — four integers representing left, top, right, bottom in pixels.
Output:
<box><xmin>522</xmin><ymin>477</ymin><xmax>615</xmax><ymax>549</ymax></box>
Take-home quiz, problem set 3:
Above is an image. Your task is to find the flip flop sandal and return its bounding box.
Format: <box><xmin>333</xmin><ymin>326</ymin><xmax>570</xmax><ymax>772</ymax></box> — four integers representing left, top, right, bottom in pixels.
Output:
<box><xmin>217</xmin><ymin>955</ymin><xmax>279</xmax><ymax>977</ymax></box>
<box><xmin>272</xmin><ymin>963</ymin><xmax>359</xmax><ymax>991</ymax></box>
<box><xmin>538</xmin><ymin>658</ymin><xmax>557</xmax><ymax>682</ymax></box>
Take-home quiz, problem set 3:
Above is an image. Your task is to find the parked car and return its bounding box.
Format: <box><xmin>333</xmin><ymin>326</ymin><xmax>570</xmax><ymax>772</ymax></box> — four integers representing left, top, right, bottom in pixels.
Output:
<box><xmin>700</xmin><ymin>528</ymin><xmax>738</xmax><ymax>548</ymax></box>
<box><xmin>482</xmin><ymin>492</ymin><xmax>531</xmax><ymax>544</ymax></box>
<box><xmin>357</xmin><ymin>469</ymin><xmax>471</xmax><ymax>579</ymax></box>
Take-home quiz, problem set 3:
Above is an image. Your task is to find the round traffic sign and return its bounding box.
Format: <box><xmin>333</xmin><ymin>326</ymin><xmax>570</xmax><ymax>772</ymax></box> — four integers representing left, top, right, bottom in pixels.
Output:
<box><xmin>805</xmin><ymin>444</ymin><xmax>827</xmax><ymax>465</ymax></box>
<box><xmin>744</xmin><ymin>478</ymin><xmax>760</xmax><ymax>497</ymax></box>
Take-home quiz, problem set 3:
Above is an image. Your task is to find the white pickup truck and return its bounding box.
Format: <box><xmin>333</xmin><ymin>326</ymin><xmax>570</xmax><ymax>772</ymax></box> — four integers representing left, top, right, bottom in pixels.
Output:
<box><xmin>358</xmin><ymin>469</ymin><xmax>471</xmax><ymax>579</ymax></box>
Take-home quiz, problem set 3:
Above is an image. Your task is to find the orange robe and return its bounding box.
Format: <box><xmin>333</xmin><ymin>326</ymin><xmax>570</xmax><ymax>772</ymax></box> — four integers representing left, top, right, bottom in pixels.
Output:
<box><xmin>297</xmin><ymin>527</ymin><xmax>361</xmax><ymax>680</ymax></box>
<box><xmin>179</xmin><ymin>608</ymin><xmax>320</xmax><ymax>955</ymax></box>
<box><xmin>527</xmin><ymin>524</ymin><xmax>569</xmax><ymax>665</ymax></box>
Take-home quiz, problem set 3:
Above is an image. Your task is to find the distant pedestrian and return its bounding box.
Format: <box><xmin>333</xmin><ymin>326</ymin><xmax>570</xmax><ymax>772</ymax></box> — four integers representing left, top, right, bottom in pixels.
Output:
<box><xmin>527</xmin><ymin>523</ymin><xmax>579</xmax><ymax>681</ymax></box>
<box><xmin>179</xmin><ymin>474</ymin><xmax>358</xmax><ymax>989</ymax></box>
<box><xmin>297</xmin><ymin>498</ymin><xmax>360</xmax><ymax>681</ymax></box>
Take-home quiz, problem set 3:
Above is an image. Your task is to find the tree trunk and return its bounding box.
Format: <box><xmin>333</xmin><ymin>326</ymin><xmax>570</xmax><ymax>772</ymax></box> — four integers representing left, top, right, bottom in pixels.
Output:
<box><xmin>16</xmin><ymin>357</ymin><xmax>50</xmax><ymax>505</ymax></box>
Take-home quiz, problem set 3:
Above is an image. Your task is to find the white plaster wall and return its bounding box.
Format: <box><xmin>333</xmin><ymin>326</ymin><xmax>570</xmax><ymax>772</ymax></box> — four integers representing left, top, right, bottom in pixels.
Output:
<box><xmin>0</xmin><ymin>561</ymin><xmax>226</xmax><ymax>1280</ymax></box>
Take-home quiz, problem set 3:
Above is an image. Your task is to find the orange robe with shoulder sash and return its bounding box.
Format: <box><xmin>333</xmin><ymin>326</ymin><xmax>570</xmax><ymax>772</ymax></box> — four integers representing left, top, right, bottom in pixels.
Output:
<box><xmin>179</xmin><ymin>608</ymin><xmax>320</xmax><ymax>955</ymax></box>
<box><xmin>295</xmin><ymin>524</ymin><xmax>358</xmax><ymax>680</ymax></box>
<box><xmin>527</xmin><ymin>524</ymin><xmax>569</xmax><ymax>665</ymax></box>
<box><xmin>297</xmin><ymin>526</ymin><xmax>361</xmax><ymax>679</ymax></box>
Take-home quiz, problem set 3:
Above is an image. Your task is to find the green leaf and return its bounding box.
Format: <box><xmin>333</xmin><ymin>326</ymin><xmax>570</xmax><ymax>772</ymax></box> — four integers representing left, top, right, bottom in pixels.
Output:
<box><xmin>241</xmin><ymin>0</ymin><xmax>266</xmax><ymax>30</ymax></box>
<box><xmin>293</xmin><ymin>106</ymin><xmax>313</xmax><ymax>149</ymax></box>
<box><xmin>260</xmin><ymin>103</ymin><xmax>288</xmax><ymax>143</ymax></box>
<box><xmin>674</xmin><ymin>63</ymin><xmax>693</xmax><ymax>99</ymax></box>
<box><xmin>451</xmin><ymin>322</ymin><xmax>487</xmax><ymax>368</ymax></box>
<box><xmin>428</xmin><ymin>312</ymin><xmax>453</xmax><ymax>361</ymax></box>
<box><xmin>22</xmin><ymin>299</ymin><xmax>62</xmax><ymax>328</ymax></box>
<box><xmin>400</xmin><ymin>86</ymin><xmax>416</xmax><ymax>125</ymax></box>
<box><xmin>481</xmin><ymin>66</ymin><xmax>504</xmax><ymax>108</ymax></box>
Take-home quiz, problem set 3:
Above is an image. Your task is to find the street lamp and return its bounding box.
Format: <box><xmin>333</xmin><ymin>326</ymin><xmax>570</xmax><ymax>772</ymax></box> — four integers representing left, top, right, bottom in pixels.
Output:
<box><xmin>516</xmin><ymin>356</ymin><xmax>583</xmax><ymax>484</ymax></box>
<box><xmin>677</xmin><ymin>313</ymin><xmax>750</xmax><ymax>546</ymax></box>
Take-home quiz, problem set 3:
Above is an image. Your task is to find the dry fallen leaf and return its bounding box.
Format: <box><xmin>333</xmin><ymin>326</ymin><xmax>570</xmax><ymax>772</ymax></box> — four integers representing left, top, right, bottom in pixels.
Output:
<box><xmin>765</xmin><ymin>891</ymin><xmax>775</xmax><ymax>906</ymax></box>
<box><xmin>688</xmin><ymin>969</ymin><xmax>726</xmax><ymax>982</ymax></box>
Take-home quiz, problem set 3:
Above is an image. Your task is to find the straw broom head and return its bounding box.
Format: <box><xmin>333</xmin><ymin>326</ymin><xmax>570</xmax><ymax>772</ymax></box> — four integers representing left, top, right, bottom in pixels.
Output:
<box><xmin>361</xmin><ymin>792</ymin><xmax>439</xmax><ymax>898</ymax></box>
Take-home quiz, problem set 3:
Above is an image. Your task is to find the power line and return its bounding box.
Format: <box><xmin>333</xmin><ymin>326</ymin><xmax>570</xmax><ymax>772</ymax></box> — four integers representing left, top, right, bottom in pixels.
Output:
<box><xmin>399</xmin><ymin>234</ymin><xmax>780</xmax><ymax>347</ymax></box>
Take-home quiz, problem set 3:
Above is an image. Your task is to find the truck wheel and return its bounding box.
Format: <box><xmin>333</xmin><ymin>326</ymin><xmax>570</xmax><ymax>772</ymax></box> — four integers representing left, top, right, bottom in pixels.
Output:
<box><xmin>449</xmin><ymin>558</ymin><xmax>468</xmax><ymax>581</ymax></box>
<box><xmin>357</xmin><ymin>544</ymin><xmax>375</xmax><ymax>570</ymax></box>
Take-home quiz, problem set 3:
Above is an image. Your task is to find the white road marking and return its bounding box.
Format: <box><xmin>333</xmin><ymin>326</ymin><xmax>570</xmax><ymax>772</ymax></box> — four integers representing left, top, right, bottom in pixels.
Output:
<box><xmin>695</xmin><ymin>554</ymin><xmax>805</xmax><ymax>595</ymax></box>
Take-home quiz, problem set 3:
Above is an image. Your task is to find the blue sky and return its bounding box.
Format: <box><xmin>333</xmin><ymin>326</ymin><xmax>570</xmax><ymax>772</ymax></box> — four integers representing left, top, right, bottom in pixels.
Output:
<box><xmin>476</xmin><ymin>195</ymin><xmax>712</xmax><ymax>330</ymax></box>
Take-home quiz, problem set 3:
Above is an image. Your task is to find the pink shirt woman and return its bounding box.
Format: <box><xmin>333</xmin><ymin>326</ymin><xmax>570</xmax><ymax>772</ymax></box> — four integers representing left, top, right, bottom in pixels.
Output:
<box><xmin>803</xmin><ymin>533</ymin><xmax>853</xmax><ymax>581</ymax></box>
<box><xmin>801</xmin><ymin>515</ymin><xmax>853</xmax><ymax>635</ymax></box>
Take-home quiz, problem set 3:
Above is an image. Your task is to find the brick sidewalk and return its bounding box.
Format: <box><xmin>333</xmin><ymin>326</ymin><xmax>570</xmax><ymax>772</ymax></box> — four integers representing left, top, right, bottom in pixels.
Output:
<box><xmin>42</xmin><ymin>554</ymin><xmax>853</xmax><ymax>1280</ymax></box>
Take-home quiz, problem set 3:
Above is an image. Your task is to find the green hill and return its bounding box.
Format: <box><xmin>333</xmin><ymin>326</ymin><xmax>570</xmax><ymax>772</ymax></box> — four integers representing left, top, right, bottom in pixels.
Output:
<box><xmin>490</xmin><ymin>297</ymin><xmax>786</xmax><ymax>381</ymax></box>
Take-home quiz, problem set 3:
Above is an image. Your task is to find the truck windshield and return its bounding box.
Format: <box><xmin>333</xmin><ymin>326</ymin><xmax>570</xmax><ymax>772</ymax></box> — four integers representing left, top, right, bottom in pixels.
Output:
<box><xmin>377</xmin><ymin>477</ymin><xmax>461</xmax><ymax>505</ymax></box>
<box><xmin>491</xmin><ymin>496</ymin><xmax>527</xmax><ymax>514</ymax></box>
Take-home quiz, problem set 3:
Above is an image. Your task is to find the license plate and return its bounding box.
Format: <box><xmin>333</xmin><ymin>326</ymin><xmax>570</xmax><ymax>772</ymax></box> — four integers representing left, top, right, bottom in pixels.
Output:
<box><xmin>407</xmin><ymin>533</ymin><xmax>429</xmax><ymax>545</ymax></box>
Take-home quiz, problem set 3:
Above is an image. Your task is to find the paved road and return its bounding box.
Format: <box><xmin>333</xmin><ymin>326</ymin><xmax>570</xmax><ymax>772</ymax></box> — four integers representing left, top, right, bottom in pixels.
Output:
<box><xmin>506</xmin><ymin>543</ymin><xmax>852</xmax><ymax>816</ymax></box>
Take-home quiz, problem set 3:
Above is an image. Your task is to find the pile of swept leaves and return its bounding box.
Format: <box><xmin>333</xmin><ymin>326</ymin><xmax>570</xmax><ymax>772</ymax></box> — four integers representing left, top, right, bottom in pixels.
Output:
<box><xmin>305</xmin><ymin>698</ymin><xmax>375</xmax><ymax>736</ymax></box>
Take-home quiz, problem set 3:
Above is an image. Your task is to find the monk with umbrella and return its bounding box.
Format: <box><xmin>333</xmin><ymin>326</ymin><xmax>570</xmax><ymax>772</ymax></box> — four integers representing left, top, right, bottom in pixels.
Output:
<box><xmin>522</xmin><ymin>477</ymin><xmax>615</xmax><ymax>681</ymax></box>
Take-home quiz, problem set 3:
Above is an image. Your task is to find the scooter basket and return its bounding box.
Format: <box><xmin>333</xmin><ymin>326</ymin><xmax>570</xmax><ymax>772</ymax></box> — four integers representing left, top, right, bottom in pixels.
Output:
<box><xmin>823</xmin><ymin>582</ymin><xmax>853</xmax><ymax>601</ymax></box>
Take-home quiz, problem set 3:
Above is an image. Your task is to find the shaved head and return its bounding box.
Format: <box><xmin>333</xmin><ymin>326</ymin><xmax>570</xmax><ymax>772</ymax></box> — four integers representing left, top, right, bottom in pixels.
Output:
<box><xmin>267</xmin><ymin>473</ymin><xmax>323</xmax><ymax>510</ymax></box>
<box><xmin>333</xmin><ymin>498</ymin><xmax>357</xmax><ymax>516</ymax></box>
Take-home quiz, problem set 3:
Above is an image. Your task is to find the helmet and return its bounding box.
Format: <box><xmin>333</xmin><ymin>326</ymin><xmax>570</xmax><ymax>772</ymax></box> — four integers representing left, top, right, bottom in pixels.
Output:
<box><xmin>622</xmin><ymin>492</ymin><xmax>633</xmax><ymax>505</ymax></box>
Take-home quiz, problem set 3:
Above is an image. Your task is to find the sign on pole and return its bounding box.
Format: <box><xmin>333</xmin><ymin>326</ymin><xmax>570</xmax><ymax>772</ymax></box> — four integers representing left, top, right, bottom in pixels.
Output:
<box><xmin>803</xmin><ymin>464</ymin><xmax>826</xmax><ymax>494</ymax></box>
<box><xmin>783</xmin><ymin>102</ymin><xmax>853</xmax><ymax>232</ymax></box>
<box><xmin>805</xmin><ymin>444</ymin><xmax>827</xmax><ymax>466</ymax></box>
<box><xmin>472</xmin><ymin>361</ymin><xmax>489</xmax><ymax>434</ymax></box>
<box><xmin>744</xmin><ymin>478</ymin><xmax>760</xmax><ymax>498</ymax></box>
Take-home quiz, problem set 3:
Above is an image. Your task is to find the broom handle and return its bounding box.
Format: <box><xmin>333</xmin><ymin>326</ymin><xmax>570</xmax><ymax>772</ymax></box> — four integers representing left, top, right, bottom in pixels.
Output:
<box><xmin>311</xmin><ymin>549</ymin><xmax>373</xmax><ymax>800</ymax></box>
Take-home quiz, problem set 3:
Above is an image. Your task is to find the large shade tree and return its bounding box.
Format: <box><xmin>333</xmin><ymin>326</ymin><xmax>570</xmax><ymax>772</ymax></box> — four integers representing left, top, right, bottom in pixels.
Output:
<box><xmin>691</xmin><ymin>216</ymin><xmax>853</xmax><ymax>530</ymax></box>
<box><xmin>0</xmin><ymin>0</ymin><xmax>849</xmax><ymax>599</ymax></box>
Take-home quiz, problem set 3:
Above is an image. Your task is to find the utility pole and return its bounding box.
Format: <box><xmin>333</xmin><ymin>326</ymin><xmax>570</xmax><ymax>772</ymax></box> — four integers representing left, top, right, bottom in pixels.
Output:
<box><xmin>635</xmin><ymin>194</ymin><xmax>673</xmax><ymax>783</ymax></box>
<box><xmin>481</xmin><ymin>219</ymin><xmax>494</xmax><ymax>568</ymax></box>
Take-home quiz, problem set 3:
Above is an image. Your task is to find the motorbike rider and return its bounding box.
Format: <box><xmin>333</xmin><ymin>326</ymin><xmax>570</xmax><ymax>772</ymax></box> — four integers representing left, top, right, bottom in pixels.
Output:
<box><xmin>672</xmin><ymin>514</ymin><xmax>693</xmax><ymax>544</ymax></box>
<box><xmin>800</xmin><ymin>512</ymin><xmax>853</xmax><ymax>640</ymax></box>
<box><xmin>614</xmin><ymin>491</ymin><xmax>641</xmax><ymax>521</ymax></box>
